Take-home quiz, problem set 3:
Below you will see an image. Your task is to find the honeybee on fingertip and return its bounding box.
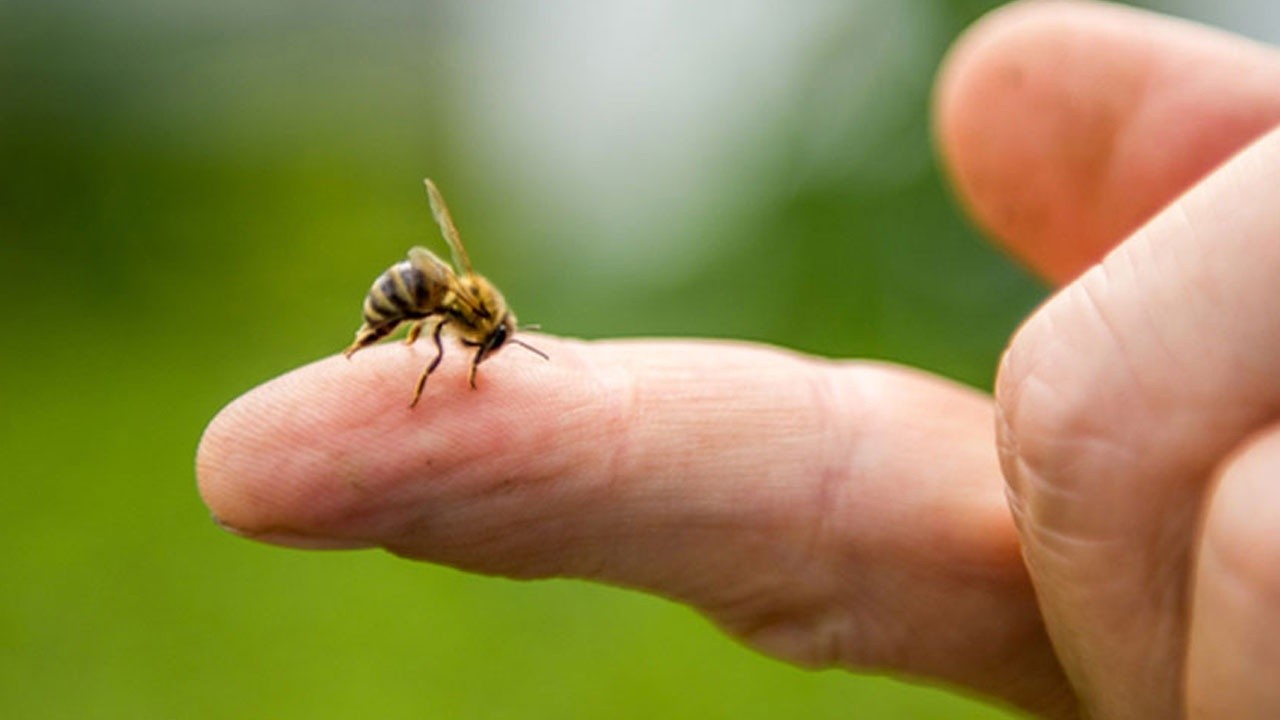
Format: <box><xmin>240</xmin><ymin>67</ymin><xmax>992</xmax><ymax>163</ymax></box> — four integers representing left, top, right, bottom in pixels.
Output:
<box><xmin>344</xmin><ymin>179</ymin><xmax>547</xmax><ymax>407</ymax></box>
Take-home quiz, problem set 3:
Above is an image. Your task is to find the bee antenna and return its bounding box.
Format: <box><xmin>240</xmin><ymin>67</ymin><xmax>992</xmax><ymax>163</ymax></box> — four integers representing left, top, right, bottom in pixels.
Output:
<box><xmin>511</xmin><ymin>338</ymin><xmax>549</xmax><ymax>361</ymax></box>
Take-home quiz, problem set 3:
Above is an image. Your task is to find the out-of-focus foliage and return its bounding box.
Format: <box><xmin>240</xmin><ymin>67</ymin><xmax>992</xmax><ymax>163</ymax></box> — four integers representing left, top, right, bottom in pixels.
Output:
<box><xmin>15</xmin><ymin>0</ymin><xmax>1237</xmax><ymax>717</ymax></box>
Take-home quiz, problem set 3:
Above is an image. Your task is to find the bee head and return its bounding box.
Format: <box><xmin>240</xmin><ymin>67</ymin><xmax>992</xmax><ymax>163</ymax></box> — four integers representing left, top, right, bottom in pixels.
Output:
<box><xmin>478</xmin><ymin>313</ymin><xmax>516</xmax><ymax>363</ymax></box>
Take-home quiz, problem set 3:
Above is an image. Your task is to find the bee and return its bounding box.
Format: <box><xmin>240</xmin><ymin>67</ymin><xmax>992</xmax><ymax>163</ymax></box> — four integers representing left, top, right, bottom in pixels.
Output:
<box><xmin>344</xmin><ymin>179</ymin><xmax>547</xmax><ymax>407</ymax></box>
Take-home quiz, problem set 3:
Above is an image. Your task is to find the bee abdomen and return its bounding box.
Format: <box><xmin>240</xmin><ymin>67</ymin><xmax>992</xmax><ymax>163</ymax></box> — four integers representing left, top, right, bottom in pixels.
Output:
<box><xmin>362</xmin><ymin>260</ymin><xmax>433</xmax><ymax>326</ymax></box>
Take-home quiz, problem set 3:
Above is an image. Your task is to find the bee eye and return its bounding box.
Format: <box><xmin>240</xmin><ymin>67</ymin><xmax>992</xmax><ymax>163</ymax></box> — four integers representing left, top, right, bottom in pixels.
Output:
<box><xmin>488</xmin><ymin>323</ymin><xmax>509</xmax><ymax>351</ymax></box>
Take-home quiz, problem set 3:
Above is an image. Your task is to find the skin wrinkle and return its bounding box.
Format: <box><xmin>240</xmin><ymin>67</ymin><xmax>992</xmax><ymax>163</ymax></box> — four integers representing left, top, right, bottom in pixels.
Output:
<box><xmin>995</xmin><ymin>297</ymin><xmax>1072</xmax><ymax>457</ymax></box>
<box><xmin>566</xmin><ymin>362</ymin><xmax>643</xmax><ymax>585</ymax></box>
<box><xmin>700</xmin><ymin>414</ymin><xmax>843</xmax><ymax>627</ymax></box>
<box><xmin>600</xmin><ymin>348</ymin><xmax>640</xmax><ymax>511</ymax></box>
<box><xmin>573</xmin><ymin>345</ymin><xmax>860</xmax><ymax>597</ymax></box>
<box><xmin>1113</xmin><ymin>230</ymin><xmax>1186</xmax><ymax>381</ymax></box>
<box><xmin>1000</xmin><ymin>368</ymin><xmax>1144</xmax><ymax>584</ymax></box>
<box><xmin>799</xmin><ymin>363</ymin><xmax>865</xmax><ymax>668</ymax></box>
<box><xmin>1073</xmin><ymin>268</ymin><xmax>1151</xmax><ymax>419</ymax></box>
<box><xmin>736</xmin><ymin>595</ymin><xmax>849</xmax><ymax>671</ymax></box>
<box><xmin>1002</xmin><ymin>366</ymin><xmax>1130</xmax><ymax>533</ymax></box>
<box><xmin>798</xmin><ymin>361</ymin><xmax>848</xmax><ymax>585</ymax></box>
<box><xmin>721</xmin><ymin>595</ymin><xmax>831</xmax><ymax>669</ymax></box>
<box><xmin>1013</xmin><ymin>412</ymin><xmax>1171</xmax><ymax>594</ymax></box>
<box><xmin>685</xmin><ymin>362</ymin><xmax>1011</xmax><ymax>676</ymax></box>
<box><xmin>1199</xmin><ymin>166</ymin><xmax>1280</xmax><ymax>395</ymax></box>
<box><xmin>1001</xmin><ymin>285</ymin><xmax>1157</xmax><ymax>536</ymax></box>
<box><xmin>1141</xmin><ymin>200</ymin><xmax>1270</xmax><ymax>412</ymax></box>
<box><xmin>733</xmin><ymin>559</ymin><xmax>944</xmax><ymax>675</ymax></box>
<box><xmin>1159</xmin><ymin>202</ymin><xmax>1205</xmax><ymax>305</ymax></box>
<box><xmin>622</xmin><ymin>358</ymin><xmax>819</xmax><ymax>599</ymax></box>
<box><xmin>997</xmin><ymin>431</ymin><xmax>1029</xmax><ymax>542</ymax></box>
<box><xmin>994</xmin><ymin>344</ymin><xmax>1034</xmax><ymax>511</ymax></box>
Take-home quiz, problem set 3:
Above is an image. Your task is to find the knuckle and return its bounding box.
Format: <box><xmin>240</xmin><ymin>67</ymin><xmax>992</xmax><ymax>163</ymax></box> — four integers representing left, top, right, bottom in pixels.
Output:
<box><xmin>995</xmin><ymin>271</ymin><xmax>1145</xmax><ymax>539</ymax></box>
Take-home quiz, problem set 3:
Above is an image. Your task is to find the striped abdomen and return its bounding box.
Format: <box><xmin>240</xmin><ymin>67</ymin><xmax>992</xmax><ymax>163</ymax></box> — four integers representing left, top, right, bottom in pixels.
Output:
<box><xmin>350</xmin><ymin>260</ymin><xmax>448</xmax><ymax>348</ymax></box>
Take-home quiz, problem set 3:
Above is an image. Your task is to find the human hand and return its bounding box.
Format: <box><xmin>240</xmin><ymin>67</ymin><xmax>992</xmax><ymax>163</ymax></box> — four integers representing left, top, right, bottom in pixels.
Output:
<box><xmin>939</xmin><ymin>2</ymin><xmax>1280</xmax><ymax>717</ymax></box>
<box><xmin>197</xmin><ymin>2</ymin><xmax>1280</xmax><ymax>718</ymax></box>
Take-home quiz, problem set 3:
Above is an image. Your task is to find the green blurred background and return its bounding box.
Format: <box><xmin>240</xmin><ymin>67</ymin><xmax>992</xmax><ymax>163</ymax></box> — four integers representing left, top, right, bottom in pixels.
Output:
<box><xmin>2</xmin><ymin>1</ymin><xmax>1270</xmax><ymax>717</ymax></box>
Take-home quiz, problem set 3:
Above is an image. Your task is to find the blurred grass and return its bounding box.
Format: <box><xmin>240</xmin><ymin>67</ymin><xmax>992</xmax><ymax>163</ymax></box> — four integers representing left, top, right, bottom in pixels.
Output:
<box><xmin>0</xmin><ymin>1</ymin><xmax>1054</xmax><ymax>718</ymax></box>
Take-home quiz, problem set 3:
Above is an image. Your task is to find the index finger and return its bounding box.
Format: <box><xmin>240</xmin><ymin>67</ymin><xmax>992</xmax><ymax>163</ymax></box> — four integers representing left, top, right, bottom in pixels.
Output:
<box><xmin>196</xmin><ymin>337</ymin><xmax>1073</xmax><ymax>717</ymax></box>
<box><xmin>197</xmin><ymin>337</ymin><xmax>1000</xmax><ymax>578</ymax></box>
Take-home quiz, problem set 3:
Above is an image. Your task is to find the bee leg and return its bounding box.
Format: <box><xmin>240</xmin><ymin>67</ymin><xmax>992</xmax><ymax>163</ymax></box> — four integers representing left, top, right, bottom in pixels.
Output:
<box><xmin>467</xmin><ymin>346</ymin><xmax>484</xmax><ymax>390</ymax></box>
<box><xmin>404</xmin><ymin>320</ymin><xmax>424</xmax><ymax>345</ymax></box>
<box><xmin>410</xmin><ymin>319</ymin><xmax>448</xmax><ymax>408</ymax></box>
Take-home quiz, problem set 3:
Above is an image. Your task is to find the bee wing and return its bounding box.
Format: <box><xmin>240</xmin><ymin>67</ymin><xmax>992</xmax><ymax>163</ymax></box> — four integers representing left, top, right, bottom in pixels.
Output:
<box><xmin>424</xmin><ymin>178</ymin><xmax>474</xmax><ymax>275</ymax></box>
<box><xmin>407</xmin><ymin>246</ymin><xmax>454</xmax><ymax>286</ymax></box>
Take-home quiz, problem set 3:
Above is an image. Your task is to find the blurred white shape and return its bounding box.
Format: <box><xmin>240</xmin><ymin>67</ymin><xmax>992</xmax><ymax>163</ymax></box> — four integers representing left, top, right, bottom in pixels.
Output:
<box><xmin>456</xmin><ymin>1</ymin><xmax>939</xmax><ymax>286</ymax></box>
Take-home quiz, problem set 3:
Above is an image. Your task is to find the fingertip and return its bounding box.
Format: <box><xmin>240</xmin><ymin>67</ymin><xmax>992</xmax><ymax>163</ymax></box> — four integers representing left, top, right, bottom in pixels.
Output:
<box><xmin>935</xmin><ymin>0</ymin><xmax>1280</xmax><ymax>284</ymax></box>
<box><xmin>935</xmin><ymin>0</ymin><xmax>1077</xmax><ymax>141</ymax></box>
<box><xmin>194</xmin><ymin>338</ymin><xmax>620</xmax><ymax>548</ymax></box>
<box><xmin>194</xmin><ymin>349</ymin><xmax>438</xmax><ymax>540</ymax></box>
<box><xmin>195</xmin><ymin>357</ymin><xmax>352</xmax><ymax>538</ymax></box>
<box><xmin>936</xmin><ymin>0</ymin><xmax>1148</xmax><ymax>283</ymax></box>
<box><xmin>1188</xmin><ymin>422</ymin><xmax>1280</xmax><ymax>715</ymax></box>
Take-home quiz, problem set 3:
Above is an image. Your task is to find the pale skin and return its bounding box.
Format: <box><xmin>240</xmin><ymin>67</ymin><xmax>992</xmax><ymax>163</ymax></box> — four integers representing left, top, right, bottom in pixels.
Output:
<box><xmin>196</xmin><ymin>2</ymin><xmax>1280</xmax><ymax>718</ymax></box>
